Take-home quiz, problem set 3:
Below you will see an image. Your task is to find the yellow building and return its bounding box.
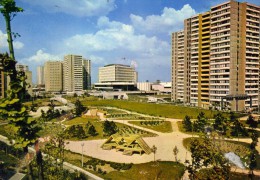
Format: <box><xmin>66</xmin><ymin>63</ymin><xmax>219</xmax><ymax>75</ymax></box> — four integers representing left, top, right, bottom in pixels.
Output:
<box><xmin>172</xmin><ymin>0</ymin><xmax>260</xmax><ymax>111</ymax></box>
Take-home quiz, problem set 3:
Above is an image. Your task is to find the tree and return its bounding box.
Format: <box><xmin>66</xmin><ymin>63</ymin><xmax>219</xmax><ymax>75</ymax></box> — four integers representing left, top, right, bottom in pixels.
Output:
<box><xmin>247</xmin><ymin>131</ymin><xmax>258</xmax><ymax>180</ymax></box>
<box><xmin>231</xmin><ymin>119</ymin><xmax>248</xmax><ymax>137</ymax></box>
<box><xmin>75</xmin><ymin>125</ymin><xmax>86</xmax><ymax>139</ymax></box>
<box><xmin>103</xmin><ymin>120</ymin><xmax>118</xmax><ymax>136</ymax></box>
<box><xmin>44</xmin><ymin>132</ymin><xmax>68</xmax><ymax>179</ymax></box>
<box><xmin>193</xmin><ymin>112</ymin><xmax>207</xmax><ymax>133</ymax></box>
<box><xmin>0</xmin><ymin>2</ymin><xmax>41</xmax><ymax>179</ymax></box>
<box><xmin>74</xmin><ymin>99</ymin><xmax>86</xmax><ymax>117</ymax></box>
<box><xmin>183</xmin><ymin>115</ymin><xmax>192</xmax><ymax>132</ymax></box>
<box><xmin>88</xmin><ymin>124</ymin><xmax>97</xmax><ymax>136</ymax></box>
<box><xmin>186</xmin><ymin>136</ymin><xmax>230</xmax><ymax>179</ymax></box>
<box><xmin>246</xmin><ymin>114</ymin><xmax>258</xmax><ymax>129</ymax></box>
<box><xmin>213</xmin><ymin>112</ymin><xmax>227</xmax><ymax>134</ymax></box>
<box><xmin>229</xmin><ymin>111</ymin><xmax>236</xmax><ymax>123</ymax></box>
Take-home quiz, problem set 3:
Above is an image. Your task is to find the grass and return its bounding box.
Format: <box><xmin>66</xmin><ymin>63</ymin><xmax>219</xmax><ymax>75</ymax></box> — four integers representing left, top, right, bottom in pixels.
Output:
<box><xmin>177</xmin><ymin>121</ymin><xmax>202</xmax><ymax>136</ymax></box>
<box><xmin>177</xmin><ymin>120</ymin><xmax>260</xmax><ymax>139</ymax></box>
<box><xmin>128</xmin><ymin>121</ymin><xmax>173</xmax><ymax>133</ymax></box>
<box><xmin>61</xmin><ymin>149</ymin><xmax>185</xmax><ymax>180</ymax></box>
<box><xmin>63</xmin><ymin>116</ymin><xmax>100</xmax><ymax>126</ymax></box>
<box><xmin>82</xmin><ymin>99</ymin><xmax>227</xmax><ymax>119</ymax></box>
<box><xmin>63</xmin><ymin>116</ymin><xmax>156</xmax><ymax>140</ymax></box>
<box><xmin>183</xmin><ymin>137</ymin><xmax>250</xmax><ymax>156</ymax></box>
<box><xmin>104</xmin><ymin>161</ymin><xmax>185</xmax><ymax>180</ymax></box>
<box><xmin>196</xmin><ymin>168</ymin><xmax>260</xmax><ymax>180</ymax></box>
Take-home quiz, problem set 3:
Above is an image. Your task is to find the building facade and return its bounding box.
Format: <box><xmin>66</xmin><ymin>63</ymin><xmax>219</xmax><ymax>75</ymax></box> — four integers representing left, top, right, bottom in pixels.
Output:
<box><xmin>63</xmin><ymin>55</ymin><xmax>91</xmax><ymax>92</ymax></box>
<box><xmin>44</xmin><ymin>61</ymin><xmax>63</xmax><ymax>92</ymax></box>
<box><xmin>83</xmin><ymin>59</ymin><xmax>91</xmax><ymax>90</ymax></box>
<box><xmin>172</xmin><ymin>0</ymin><xmax>260</xmax><ymax>111</ymax></box>
<box><xmin>37</xmin><ymin>66</ymin><xmax>45</xmax><ymax>85</ymax></box>
<box><xmin>95</xmin><ymin>64</ymin><xmax>138</xmax><ymax>91</ymax></box>
<box><xmin>0</xmin><ymin>65</ymin><xmax>6</xmax><ymax>98</ymax></box>
<box><xmin>15</xmin><ymin>63</ymin><xmax>33</xmax><ymax>96</ymax></box>
<box><xmin>98</xmin><ymin>64</ymin><xmax>137</xmax><ymax>83</ymax></box>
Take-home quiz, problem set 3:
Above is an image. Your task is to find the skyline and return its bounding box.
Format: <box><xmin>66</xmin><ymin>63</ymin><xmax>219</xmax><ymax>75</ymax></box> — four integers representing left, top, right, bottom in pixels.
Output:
<box><xmin>0</xmin><ymin>0</ymin><xmax>259</xmax><ymax>83</ymax></box>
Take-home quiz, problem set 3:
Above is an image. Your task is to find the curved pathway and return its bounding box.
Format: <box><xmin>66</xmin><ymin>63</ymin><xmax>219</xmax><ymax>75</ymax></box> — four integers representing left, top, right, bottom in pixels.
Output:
<box><xmin>66</xmin><ymin>108</ymin><xmax>193</xmax><ymax>164</ymax></box>
<box><xmin>65</xmin><ymin>106</ymin><xmax>260</xmax><ymax>176</ymax></box>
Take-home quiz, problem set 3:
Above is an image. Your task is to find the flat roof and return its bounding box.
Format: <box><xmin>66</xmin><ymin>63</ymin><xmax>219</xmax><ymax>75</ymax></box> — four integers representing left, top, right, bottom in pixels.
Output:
<box><xmin>104</xmin><ymin>64</ymin><xmax>130</xmax><ymax>67</ymax></box>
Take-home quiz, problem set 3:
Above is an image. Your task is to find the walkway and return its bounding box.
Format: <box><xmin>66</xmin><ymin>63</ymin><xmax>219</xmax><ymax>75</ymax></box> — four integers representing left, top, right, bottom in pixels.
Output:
<box><xmin>65</xmin><ymin>106</ymin><xmax>260</xmax><ymax>177</ymax></box>
<box><xmin>66</xmin><ymin>107</ymin><xmax>193</xmax><ymax>164</ymax></box>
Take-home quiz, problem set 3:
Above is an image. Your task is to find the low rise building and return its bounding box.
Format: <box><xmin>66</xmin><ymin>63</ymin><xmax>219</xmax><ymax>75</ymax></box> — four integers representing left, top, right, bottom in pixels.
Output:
<box><xmin>95</xmin><ymin>64</ymin><xmax>138</xmax><ymax>91</ymax></box>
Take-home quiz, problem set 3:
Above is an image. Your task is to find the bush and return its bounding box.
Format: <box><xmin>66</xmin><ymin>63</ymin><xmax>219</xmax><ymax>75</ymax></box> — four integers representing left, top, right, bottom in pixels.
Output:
<box><xmin>98</xmin><ymin>168</ymin><xmax>103</xmax><ymax>174</ymax></box>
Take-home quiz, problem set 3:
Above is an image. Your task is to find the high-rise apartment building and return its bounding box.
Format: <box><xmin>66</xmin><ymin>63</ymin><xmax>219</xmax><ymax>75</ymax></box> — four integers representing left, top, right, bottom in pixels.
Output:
<box><xmin>63</xmin><ymin>55</ymin><xmax>91</xmax><ymax>92</ymax></box>
<box><xmin>15</xmin><ymin>63</ymin><xmax>33</xmax><ymax>96</ymax></box>
<box><xmin>0</xmin><ymin>64</ymin><xmax>6</xmax><ymax>98</ymax></box>
<box><xmin>172</xmin><ymin>31</ymin><xmax>185</xmax><ymax>102</ymax></box>
<box><xmin>44</xmin><ymin>61</ymin><xmax>63</xmax><ymax>92</ymax></box>
<box><xmin>172</xmin><ymin>0</ymin><xmax>260</xmax><ymax>111</ymax></box>
<box><xmin>83</xmin><ymin>59</ymin><xmax>91</xmax><ymax>90</ymax></box>
<box><xmin>37</xmin><ymin>66</ymin><xmax>45</xmax><ymax>85</ymax></box>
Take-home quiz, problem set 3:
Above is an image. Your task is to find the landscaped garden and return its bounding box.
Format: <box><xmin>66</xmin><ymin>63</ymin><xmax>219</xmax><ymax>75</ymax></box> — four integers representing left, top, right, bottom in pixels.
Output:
<box><xmin>82</xmin><ymin>99</ymin><xmax>222</xmax><ymax>119</ymax></box>
<box><xmin>128</xmin><ymin>120</ymin><xmax>173</xmax><ymax>133</ymax></box>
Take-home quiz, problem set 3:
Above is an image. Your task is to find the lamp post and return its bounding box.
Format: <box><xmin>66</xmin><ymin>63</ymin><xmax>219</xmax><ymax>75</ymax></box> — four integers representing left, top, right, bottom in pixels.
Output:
<box><xmin>151</xmin><ymin>145</ymin><xmax>157</xmax><ymax>162</ymax></box>
<box><xmin>81</xmin><ymin>143</ymin><xmax>84</xmax><ymax>167</ymax></box>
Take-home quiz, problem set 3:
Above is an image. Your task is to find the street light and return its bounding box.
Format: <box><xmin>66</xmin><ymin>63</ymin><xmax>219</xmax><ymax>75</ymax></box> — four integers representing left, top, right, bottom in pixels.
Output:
<box><xmin>81</xmin><ymin>143</ymin><xmax>84</xmax><ymax>167</ymax></box>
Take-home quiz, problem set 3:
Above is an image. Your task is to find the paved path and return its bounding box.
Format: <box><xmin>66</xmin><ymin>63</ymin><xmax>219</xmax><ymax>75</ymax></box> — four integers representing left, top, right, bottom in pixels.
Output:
<box><xmin>66</xmin><ymin>108</ymin><xmax>193</xmax><ymax>164</ymax></box>
<box><xmin>65</xmin><ymin>106</ymin><xmax>260</xmax><ymax>178</ymax></box>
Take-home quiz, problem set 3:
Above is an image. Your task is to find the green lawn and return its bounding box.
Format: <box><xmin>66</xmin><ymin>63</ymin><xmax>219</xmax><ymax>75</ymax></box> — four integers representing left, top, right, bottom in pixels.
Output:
<box><xmin>104</xmin><ymin>161</ymin><xmax>185</xmax><ymax>180</ymax></box>
<box><xmin>61</xmin><ymin>149</ymin><xmax>185</xmax><ymax>180</ymax></box>
<box><xmin>128</xmin><ymin>121</ymin><xmax>173</xmax><ymax>133</ymax></box>
<box><xmin>63</xmin><ymin>116</ymin><xmax>100</xmax><ymax>126</ymax></box>
<box><xmin>82</xmin><ymin>99</ymin><xmax>226</xmax><ymax>119</ymax></box>
<box><xmin>63</xmin><ymin>117</ymin><xmax>156</xmax><ymax>140</ymax></box>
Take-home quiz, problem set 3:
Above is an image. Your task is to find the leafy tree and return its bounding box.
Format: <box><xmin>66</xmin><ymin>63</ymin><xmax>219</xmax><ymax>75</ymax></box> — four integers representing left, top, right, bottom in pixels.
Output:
<box><xmin>186</xmin><ymin>136</ymin><xmax>230</xmax><ymax>179</ymax></box>
<box><xmin>229</xmin><ymin>111</ymin><xmax>236</xmax><ymax>123</ymax></box>
<box><xmin>66</xmin><ymin>125</ymin><xmax>86</xmax><ymax>139</ymax></box>
<box><xmin>75</xmin><ymin>125</ymin><xmax>86</xmax><ymax>139</ymax></box>
<box><xmin>213</xmin><ymin>112</ymin><xmax>227</xmax><ymax>134</ymax></box>
<box><xmin>88</xmin><ymin>124</ymin><xmax>97</xmax><ymax>136</ymax></box>
<box><xmin>246</xmin><ymin>114</ymin><xmax>258</xmax><ymax>129</ymax></box>
<box><xmin>44</xmin><ymin>132</ymin><xmax>68</xmax><ymax>179</ymax></box>
<box><xmin>183</xmin><ymin>115</ymin><xmax>192</xmax><ymax>132</ymax></box>
<box><xmin>248</xmin><ymin>131</ymin><xmax>258</xmax><ymax>180</ymax></box>
<box><xmin>193</xmin><ymin>112</ymin><xmax>207</xmax><ymax>133</ymax></box>
<box><xmin>103</xmin><ymin>120</ymin><xmax>118</xmax><ymax>136</ymax></box>
<box><xmin>0</xmin><ymin>2</ymin><xmax>41</xmax><ymax>179</ymax></box>
<box><xmin>231</xmin><ymin>119</ymin><xmax>248</xmax><ymax>137</ymax></box>
<box><xmin>74</xmin><ymin>99</ymin><xmax>86</xmax><ymax>117</ymax></box>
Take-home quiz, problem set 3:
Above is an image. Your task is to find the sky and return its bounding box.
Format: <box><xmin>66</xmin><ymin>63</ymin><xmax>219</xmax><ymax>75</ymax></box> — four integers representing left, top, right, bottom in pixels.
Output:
<box><xmin>0</xmin><ymin>0</ymin><xmax>259</xmax><ymax>84</ymax></box>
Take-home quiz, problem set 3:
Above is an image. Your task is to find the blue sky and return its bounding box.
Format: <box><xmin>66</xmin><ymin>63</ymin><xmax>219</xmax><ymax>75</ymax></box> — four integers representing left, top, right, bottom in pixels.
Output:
<box><xmin>0</xmin><ymin>0</ymin><xmax>259</xmax><ymax>84</ymax></box>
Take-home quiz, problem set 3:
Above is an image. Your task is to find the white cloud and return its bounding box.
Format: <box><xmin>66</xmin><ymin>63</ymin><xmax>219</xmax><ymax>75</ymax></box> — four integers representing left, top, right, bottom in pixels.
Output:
<box><xmin>22</xmin><ymin>0</ymin><xmax>116</xmax><ymax>17</ymax></box>
<box><xmin>130</xmin><ymin>4</ymin><xmax>196</xmax><ymax>35</ymax></box>
<box><xmin>64</xmin><ymin>16</ymin><xmax>170</xmax><ymax>56</ymax></box>
<box><xmin>25</xmin><ymin>49</ymin><xmax>61</xmax><ymax>63</ymax></box>
<box><xmin>0</xmin><ymin>30</ymin><xmax>24</xmax><ymax>50</ymax></box>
